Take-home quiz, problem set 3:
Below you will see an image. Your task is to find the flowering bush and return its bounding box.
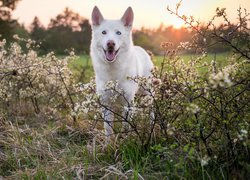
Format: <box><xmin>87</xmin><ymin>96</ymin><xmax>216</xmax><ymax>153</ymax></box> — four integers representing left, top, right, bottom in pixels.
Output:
<box><xmin>75</xmin><ymin>5</ymin><xmax>250</xmax><ymax>178</ymax></box>
<box><xmin>72</xmin><ymin>42</ymin><xmax>249</xmax><ymax>178</ymax></box>
<box><xmin>0</xmin><ymin>35</ymin><xmax>77</xmax><ymax>121</ymax></box>
<box><xmin>0</xmin><ymin>5</ymin><xmax>249</xmax><ymax>179</ymax></box>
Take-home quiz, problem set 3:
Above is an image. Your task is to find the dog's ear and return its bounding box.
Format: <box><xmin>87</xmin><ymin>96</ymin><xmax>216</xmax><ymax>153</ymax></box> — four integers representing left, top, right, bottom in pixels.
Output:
<box><xmin>92</xmin><ymin>6</ymin><xmax>104</xmax><ymax>26</ymax></box>
<box><xmin>121</xmin><ymin>7</ymin><xmax>133</xmax><ymax>27</ymax></box>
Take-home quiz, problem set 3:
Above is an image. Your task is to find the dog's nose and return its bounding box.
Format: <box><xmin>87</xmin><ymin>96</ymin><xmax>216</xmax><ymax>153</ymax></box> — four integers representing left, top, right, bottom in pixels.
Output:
<box><xmin>107</xmin><ymin>40</ymin><xmax>115</xmax><ymax>48</ymax></box>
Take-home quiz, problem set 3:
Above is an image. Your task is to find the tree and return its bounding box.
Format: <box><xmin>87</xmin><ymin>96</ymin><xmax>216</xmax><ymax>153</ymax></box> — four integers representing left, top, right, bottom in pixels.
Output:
<box><xmin>0</xmin><ymin>0</ymin><xmax>20</xmax><ymax>19</ymax></box>
<box><xmin>44</xmin><ymin>7</ymin><xmax>91</xmax><ymax>54</ymax></box>
<box><xmin>0</xmin><ymin>0</ymin><xmax>23</xmax><ymax>40</ymax></box>
<box><xmin>77</xmin><ymin>19</ymin><xmax>91</xmax><ymax>54</ymax></box>
<box><xmin>30</xmin><ymin>16</ymin><xmax>45</xmax><ymax>34</ymax></box>
<box><xmin>29</xmin><ymin>16</ymin><xmax>46</xmax><ymax>53</ymax></box>
<box><xmin>30</xmin><ymin>16</ymin><xmax>45</xmax><ymax>38</ymax></box>
<box><xmin>48</xmin><ymin>7</ymin><xmax>84</xmax><ymax>31</ymax></box>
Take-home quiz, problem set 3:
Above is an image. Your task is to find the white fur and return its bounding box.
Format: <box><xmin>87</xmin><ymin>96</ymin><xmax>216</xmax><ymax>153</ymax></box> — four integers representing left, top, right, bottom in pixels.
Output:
<box><xmin>90</xmin><ymin>6</ymin><xmax>153</xmax><ymax>142</ymax></box>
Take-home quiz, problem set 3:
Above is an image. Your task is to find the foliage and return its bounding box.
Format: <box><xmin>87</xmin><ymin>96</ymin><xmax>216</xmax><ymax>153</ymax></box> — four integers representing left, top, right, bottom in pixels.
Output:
<box><xmin>0</xmin><ymin>0</ymin><xmax>20</xmax><ymax>20</ymax></box>
<box><xmin>2</xmin><ymin>2</ymin><xmax>247</xmax><ymax>56</ymax></box>
<box><xmin>29</xmin><ymin>16</ymin><xmax>46</xmax><ymax>46</ymax></box>
<box><xmin>73</xmin><ymin>4</ymin><xmax>250</xmax><ymax>179</ymax></box>
<box><xmin>0</xmin><ymin>3</ymin><xmax>250</xmax><ymax>179</ymax></box>
<box><xmin>133</xmin><ymin>25</ymin><xmax>194</xmax><ymax>54</ymax></box>
<box><xmin>0</xmin><ymin>35</ymin><xmax>77</xmax><ymax>122</ymax></box>
<box><xmin>167</xmin><ymin>2</ymin><xmax>250</xmax><ymax>59</ymax></box>
<box><xmin>0</xmin><ymin>0</ymin><xmax>27</xmax><ymax>42</ymax></box>
<box><xmin>30</xmin><ymin>8</ymin><xmax>92</xmax><ymax>55</ymax></box>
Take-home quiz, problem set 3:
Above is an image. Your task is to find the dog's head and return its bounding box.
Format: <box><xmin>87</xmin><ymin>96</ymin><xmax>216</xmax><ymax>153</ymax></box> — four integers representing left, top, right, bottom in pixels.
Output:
<box><xmin>91</xmin><ymin>6</ymin><xmax>134</xmax><ymax>63</ymax></box>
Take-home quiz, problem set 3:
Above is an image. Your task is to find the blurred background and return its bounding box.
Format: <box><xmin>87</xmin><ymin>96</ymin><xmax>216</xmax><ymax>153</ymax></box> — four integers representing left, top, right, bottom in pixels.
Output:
<box><xmin>1</xmin><ymin>0</ymin><xmax>249</xmax><ymax>55</ymax></box>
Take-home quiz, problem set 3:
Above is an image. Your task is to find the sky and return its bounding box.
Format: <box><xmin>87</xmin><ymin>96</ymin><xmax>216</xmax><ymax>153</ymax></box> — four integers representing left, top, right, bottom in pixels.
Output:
<box><xmin>12</xmin><ymin>0</ymin><xmax>250</xmax><ymax>29</ymax></box>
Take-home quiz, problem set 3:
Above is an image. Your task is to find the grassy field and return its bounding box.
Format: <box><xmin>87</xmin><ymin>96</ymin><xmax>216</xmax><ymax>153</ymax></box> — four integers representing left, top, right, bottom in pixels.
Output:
<box><xmin>69</xmin><ymin>52</ymin><xmax>230</xmax><ymax>82</ymax></box>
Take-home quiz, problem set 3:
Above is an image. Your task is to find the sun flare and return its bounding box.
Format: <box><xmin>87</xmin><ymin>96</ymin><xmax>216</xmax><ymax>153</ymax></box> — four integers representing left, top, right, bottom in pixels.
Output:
<box><xmin>172</xmin><ymin>19</ymin><xmax>185</xmax><ymax>29</ymax></box>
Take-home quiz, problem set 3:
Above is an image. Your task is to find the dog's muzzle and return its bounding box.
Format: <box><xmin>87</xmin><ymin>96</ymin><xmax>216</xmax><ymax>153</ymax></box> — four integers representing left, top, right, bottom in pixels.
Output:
<box><xmin>103</xmin><ymin>40</ymin><xmax>119</xmax><ymax>61</ymax></box>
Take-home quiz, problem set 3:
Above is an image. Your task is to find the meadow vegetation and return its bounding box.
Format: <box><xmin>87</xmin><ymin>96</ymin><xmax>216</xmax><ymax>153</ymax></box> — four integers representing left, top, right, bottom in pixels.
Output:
<box><xmin>0</xmin><ymin>3</ymin><xmax>250</xmax><ymax>179</ymax></box>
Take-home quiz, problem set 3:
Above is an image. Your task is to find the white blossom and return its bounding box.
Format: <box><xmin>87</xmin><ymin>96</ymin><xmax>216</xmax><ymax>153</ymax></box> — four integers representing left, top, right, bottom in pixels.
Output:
<box><xmin>209</xmin><ymin>70</ymin><xmax>233</xmax><ymax>88</ymax></box>
<box><xmin>187</xmin><ymin>103</ymin><xmax>200</xmax><ymax>114</ymax></box>
<box><xmin>200</xmin><ymin>155</ymin><xmax>210</xmax><ymax>167</ymax></box>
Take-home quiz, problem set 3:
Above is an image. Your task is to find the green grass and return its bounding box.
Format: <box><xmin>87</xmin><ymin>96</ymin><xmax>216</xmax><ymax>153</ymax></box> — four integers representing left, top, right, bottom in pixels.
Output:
<box><xmin>70</xmin><ymin>53</ymin><xmax>229</xmax><ymax>68</ymax></box>
<box><xmin>69</xmin><ymin>55</ymin><xmax>94</xmax><ymax>82</ymax></box>
<box><xmin>69</xmin><ymin>52</ymin><xmax>230</xmax><ymax>82</ymax></box>
<box><xmin>153</xmin><ymin>53</ymin><xmax>226</xmax><ymax>64</ymax></box>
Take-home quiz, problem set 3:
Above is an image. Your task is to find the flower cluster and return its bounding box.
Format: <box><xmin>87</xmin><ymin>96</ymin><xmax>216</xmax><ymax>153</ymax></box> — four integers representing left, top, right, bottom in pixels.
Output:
<box><xmin>186</xmin><ymin>103</ymin><xmax>200</xmax><ymax>114</ymax></box>
<box><xmin>0</xmin><ymin>37</ymin><xmax>76</xmax><ymax>119</ymax></box>
<box><xmin>209</xmin><ymin>65</ymin><xmax>234</xmax><ymax>88</ymax></box>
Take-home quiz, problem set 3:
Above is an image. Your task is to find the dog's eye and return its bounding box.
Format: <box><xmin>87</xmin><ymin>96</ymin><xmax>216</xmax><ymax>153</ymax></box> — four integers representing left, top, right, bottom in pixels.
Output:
<box><xmin>102</xmin><ymin>31</ymin><xmax>107</xmax><ymax>35</ymax></box>
<box><xmin>116</xmin><ymin>31</ymin><xmax>122</xmax><ymax>35</ymax></box>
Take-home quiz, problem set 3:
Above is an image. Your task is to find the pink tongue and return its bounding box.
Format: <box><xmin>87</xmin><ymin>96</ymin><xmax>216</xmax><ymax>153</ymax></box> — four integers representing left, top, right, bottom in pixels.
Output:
<box><xmin>106</xmin><ymin>51</ymin><xmax>115</xmax><ymax>61</ymax></box>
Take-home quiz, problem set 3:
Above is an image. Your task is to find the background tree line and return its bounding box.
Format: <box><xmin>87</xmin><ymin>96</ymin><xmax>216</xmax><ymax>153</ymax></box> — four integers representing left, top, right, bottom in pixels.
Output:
<box><xmin>0</xmin><ymin>0</ymin><xmax>246</xmax><ymax>55</ymax></box>
<box><xmin>0</xmin><ymin>0</ymin><xmax>28</xmax><ymax>41</ymax></box>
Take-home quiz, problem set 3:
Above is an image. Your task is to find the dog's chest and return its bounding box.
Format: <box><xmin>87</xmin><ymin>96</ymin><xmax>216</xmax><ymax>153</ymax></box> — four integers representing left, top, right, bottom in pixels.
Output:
<box><xmin>97</xmin><ymin>62</ymin><xmax>134</xmax><ymax>81</ymax></box>
<box><xmin>96</xmin><ymin>64</ymin><xmax>138</xmax><ymax>95</ymax></box>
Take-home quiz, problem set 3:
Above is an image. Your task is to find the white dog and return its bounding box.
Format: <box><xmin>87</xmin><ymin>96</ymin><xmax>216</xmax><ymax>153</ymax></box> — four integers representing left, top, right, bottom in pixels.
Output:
<box><xmin>90</xmin><ymin>6</ymin><xmax>153</xmax><ymax>141</ymax></box>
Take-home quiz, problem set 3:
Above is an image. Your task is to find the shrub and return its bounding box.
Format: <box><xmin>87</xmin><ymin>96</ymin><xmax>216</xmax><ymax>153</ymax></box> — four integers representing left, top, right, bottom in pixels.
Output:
<box><xmin>0</xmin><ymin>35</ymin><xmax>77</xmax><ymax>122</ymax></box>
<box><xmin>75</xmin><ymin>4</ymin><xmax>250</xmax><ymax>178</ymax></box>
<box><xmin>0</xmin><ymin>4</ymin><xmax>249</xmax><ymax>179</ymax></box>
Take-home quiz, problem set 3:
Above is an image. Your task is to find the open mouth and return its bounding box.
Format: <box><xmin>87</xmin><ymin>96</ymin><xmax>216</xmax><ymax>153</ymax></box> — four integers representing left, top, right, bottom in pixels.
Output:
<box><xmin>103</xmin><ymin>48</ymin><xmax>119</xmax><ymax>62</ymax></box>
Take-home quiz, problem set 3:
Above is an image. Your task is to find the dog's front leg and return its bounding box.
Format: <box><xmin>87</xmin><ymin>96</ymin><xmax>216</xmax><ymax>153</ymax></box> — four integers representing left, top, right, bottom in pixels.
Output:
<box><xmin>122</xmin><ymin>106</ymin><xmax>131</xmax><ymax>132</ymax></box>
<box><xmin>122</xmin><ymin>100</ymin><xmax>134</xmax><ymax>133</ymax></box>
<box><xmin>102</xmin><ymin>108</ymin><xmax>114</xmax><ymax>143</ymax></box>
<box><xmin>121</xmin><ymin>91</ymin><xmax>135</xmax><ymax>133</ymax></box>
